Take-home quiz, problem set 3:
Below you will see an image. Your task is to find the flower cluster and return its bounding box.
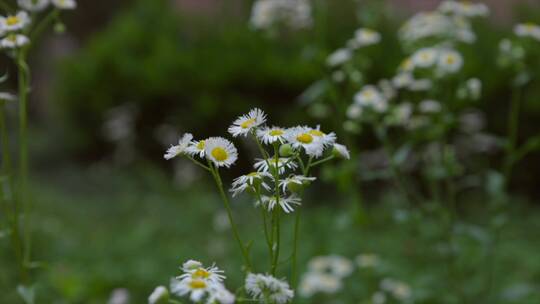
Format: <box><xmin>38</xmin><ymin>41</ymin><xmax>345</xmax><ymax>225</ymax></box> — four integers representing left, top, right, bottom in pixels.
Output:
<box><xmin>299</xmin><ymin>255</ymin><xmax>354</xmax><ymax>297</ymax></box>
<box><xmin>245</xmin><ymin>273</ymin><xmax>294</xmax><ymax>304</ymax></box>
<box><xmin>326</xmin><ymin>27</ymin><xmax>381</xmax><ymax>68</ymax></box>
<box><xmin>166</xmin><ymin>260</ymin><xmax>234</xmax><ymax>304</ymax></box>
<box><xmin>250</xmin><ymin>0</ymin><xmax>312</xmax><ymax>31</ymax></box>
<box><xmin>498</xmin><ymin>22</ymin><xmax>540</xmax><ymax>85</ymax></box>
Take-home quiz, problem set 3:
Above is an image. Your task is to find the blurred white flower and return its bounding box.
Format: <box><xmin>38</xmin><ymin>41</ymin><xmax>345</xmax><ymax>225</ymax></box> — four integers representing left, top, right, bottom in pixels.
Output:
<box><xmin>204</xmin><ymin>137</ymin><xmax>238</xmax><ymax>168</ymax></box>
<box><xmin>52</xmin><ymin>0</ymin><xmax>76</xmax><ymax>9</ymax></box>
<box><xmin>350</xmin><ymin>28</ymin><xmax>381</xmax><ymax>48</ymax></box>
<box><xmin>0</xmin><ymin>11</ymin><xmax>31</xmax><ymax>32</ymax></box>
<box><xmin>164</xmin><ymin>133</ymin><xmax>193</xmax><ymax>160</ymax></box>
<box><xmin>408</xmin><ymin>78</ymin><xmax>433</xmax><ymax>91</ymax></box>
<box><xmin>419</xmin><ymin>99</ymin><xmax>442</xmax><ymax>113</ymax></box>
<box><xmin>356</xmin><ymin>253</ymin><xmax>380</xmax><ymax>268</ymax></box>
<box><xmin>170</xmin><ymin>277</ymin><xmax>209</xmax><ymax>303</ymax></box>
<box><xmin>380</xmin><ymin>278</ymin><xmax>412</xmax><ymax>301</ymax></box>
<box><xmin>260</xmin><ymin>194</ymin><xmax>301</xmax><ymax>213</ymax></box>
<box><xmin>148</xmin><ymin>286</ymin><xmax>168</xmax><ymax>304</ymax></box>
<box><xmin>354</xmin><ymin>85</ymin><xmax>387</xmax><ymax>112</ymax></box>
<box><xmin>346</xmin><ymin>104</ymin><xmax>363</xmax><ymax>119</ymax></box>
<box><xmin>250</xmin><ymin>0</ymin><xmax>312</xmax><ymax>31</ymax></box>
<box><xmin>412</xmin><ymin>48</ymin><xmax>438</xmax><ymax>68</ymax></box>
<box><xmin>326</xmin><ymin>48</ymin><xmax>352</xmax><ymax>67</ymax></box>
<box><xmin>437</xmin><ymin>49</ymin><xmax>463</xmax><ymax>74</ymax></box>
<box><xmin>514</xmin><ymin>22</ymin><xmax>540</xmax><ymax>41</ymax></box>
<box><xmin>308</xmin><ymin>255</ymin><xmax>354</xmax><ymax>278</ymax></box>
<box><xmin>333</xmin><ymin>143</ymin><xmax>350</xmax><ymax>160</ymax></box>
<box><xmin>245</xmin><ymin>273</ymin><xmax>294</xmax><ymax>304</ymax></box>
<box><xmin>372</xmin><ymin>291</ymin><xmax>386</xmax><ymax>304</ymax></box>
<box><xmin>108</xmin><ymin>288</ymin><xmax>130</xmax><ymax>304</ymax></box>
<box><xmin>392</xmin><ymin>72</ymin><xmax>413</xmax><ymax>89</ymax></box>
<box><xmin>299</xmin><ymin>272</ymin><xmax>342</xmax><ymax>297</ymax></box>
<box><xmin>18</xmin><ymin>0</ymin><xmax>49</xmax><ymax>12</ymax></box>
<box><xmin>439</xmin><ymin>1</ymin><xmax>489</xmax><ymax>18</ymax></box>
<box><xmin>228</xmin><ymin>108</ymin><xmax>266</xmax><ymax>137</ymax></box>
<box><xmin>206</xmin><ymin>283</ymin><xmax>235</xmax><ymax>304</ymax></box>
<box><xmin>0</xmin><ymin>34</ymin><xmax>29</xmax><ymax>49</ymax></box>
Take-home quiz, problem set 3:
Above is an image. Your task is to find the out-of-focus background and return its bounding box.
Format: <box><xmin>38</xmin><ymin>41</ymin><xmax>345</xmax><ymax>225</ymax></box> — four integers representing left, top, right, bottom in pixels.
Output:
<box><xmin>1</xmin><ymin>0</ymin><xmax>540</xmax><ymax>303</ymax></box>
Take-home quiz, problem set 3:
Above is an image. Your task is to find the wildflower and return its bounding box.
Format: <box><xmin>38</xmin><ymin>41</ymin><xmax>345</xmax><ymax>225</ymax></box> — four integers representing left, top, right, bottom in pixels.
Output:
<box><xmin>392</xmin><ymin>72</ymin><xmax>414</xmax><ymax>89</ymax></box>
<box><xmin>257</xmin><ymin>126</ymin><xmax>287</xmax><ymax>144</ymax></box>
<box><xmin>250</xmin><ymin>0</ymin><xmax>312</xmax><ymax>30</ymax></box>
<box><xmin>307</xmin><ymin>126</ymin><xmax>336</xmax><ymax>147</ymax></box>
<box><xmin>356</xmin><ymin>253</ymin><xmax>380</xmax><ymax>268</ymax></box>
<box><xmin>466</xmin><ymin>77</ymin><xmax>482</xmax><ymax>99</ymax></box>
<box><xmin>185</xmin><ymin>139</ymin><xmax>206</xmax><ymax>158</ymax></box>
<box><xmin>398</xmin><ymin>58</ymin><xmax>414</xmax><ymax>72</ymax></box>
<box><xmin>0</xmin><ymin>34</ymin><xmax>30</xmax><ymax>49</ymax></box>
<box><xmin>164</xmin><ymin>133</ymin><xmax>193</xmax><ymax>160</ymax></box>
<box><xmin>299</xmin><ymin>272</ymin><xmax>342</xmax><ymax>297</ymax></box>
<box><xmin>204</xmin><ymin>137</ymin><xmax>238</xmax><ymax>168</ymax></box>
<box><xmin>260</xmin><ymin>195</ymin><xmax>301</xmax><ymax>213</ymax></box>
<box><xmin>333</xmin><ymin>144</ymin><xmax>350</xmax><ymax>160</ymax></box>
<box><xmin>52</xmin><ymin>0</ymin><xmax>76</xmax><ymax>9</ymax></box>
<box><xmin>245</xmin><ymin>273</ymin><xmax>294</xmax><ymax>304</ymax></box>
<box><xmin>419</xmin><ymin>99</ymin><xmax>442</xmax><ymax>113</ymax></box>
<box><xmin>170</xmin><ymin>277</ymin><xmax>209</xmax><ymax>303</ymax></box>
<box><xmin>412</xmin><ymin>48</ymin><xmax>438</xmax><ymax>68</ymax></box>
<box><xmin>148</xmin><ymin>286</ymin><xmax>169</xmax><ymax>304</ymax></box>
<box><xmin>437</xmin><ymin>49</ymin><xmax>463</xmax><ymax>74</ymax></box>
<box><xmin>514</xmin><ymin>22</ymin><xmax>540</xmax><ymax>41</ymax></box>
<box><xmin>254</xmin><ymin>157</ymin><xmax>297</xmax><ymax>174</ymax></box>
<box><xmin>308</xmin><ymin>255</ymin><xmax>354</xmax><ymax>278</ymax></box>
<box><xmin>18</xmin><ymin>0</ymin><xmax>49</xmax><ymax>12</ymax></box>
<box><xmin>439</xmin><ymin>1</ymin><xmax>489</xmax><ymax>18</ymax></box>
<box><xmin>326</xmin><ymin>48</ymin><xmax>352</xmax><ymax>67</ymax></box>
<box><xmin>182</xmin><ymin>260</ymin><xmax>203</xmax><ymax>272</ymax></box>
<box><xmin>346</xmin><ymin>104</ymin><xmax>363</xmax><ymax>119</ymax></box>
<box><xmin>230</xmin><ymin>172</ymin><xmax>271</xmax><ymax>197</ymax></box>
<box><xmin>109</xmin><ymin>288</ymin><xmax>130</xmax><ymax>304</ymax></box>
<box><xmin>354</xmin><ymin>85</ymin><xmax>388</xmax><ymax>112</ymax></box>
<box><xmin>228</xmin><ymin>108</ymin><xmax>266</xmax><ymax>137</ymax></box>
<box><xmin>372</xmin><ymin>291</ymin><xmax>386</xmax><ymax>304</ymax></box>
<box><xmin>0</xmin><ymin>11</ymin><xmax>31</xmax><ymax>32</ymax></box>
<box><xmin>279</xmin><ymin>175</ymin><xmax>316</xmax><ymax>193</ymax></box>
<box><xmin>206</xmin><ymin>283</ymin><xmax>235</xmax><ymax>304</ymax></box>
<box><xmin>380</xmin><ymin>278</ymin><xmax>412</xmax><ymax>301</ymax></box>
<box><xmin>350</xmin><ymin>28</ymin><xmax>381</xmax><ymax>48</ymax></box>
<box><xmin>284</xmin><ymin>126</ymin><xmax>326</xmax><ymax>158</ymax></box>
<box><xmin>178</xmin><ymin>262</ymin><xmax>225</xmax><ymax>284</ymax></box>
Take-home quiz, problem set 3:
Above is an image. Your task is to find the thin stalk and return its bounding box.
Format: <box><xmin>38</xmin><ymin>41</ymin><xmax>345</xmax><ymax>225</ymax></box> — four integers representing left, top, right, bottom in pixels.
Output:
<box><xmin>503</xmin><ymin>87</ymin><xmax>522</xmax><ymax>189</ymax></box>
<box><xmin>309</xmin><ymin>155</ymin><xmax>335</xmax><ymax>167</ymax></box>
<box><xmin>209</xmin><ymin>164</ymin><xmax>252</xmax><ymax>271</ymax></box>
<box><xmin>270</xmin><ymin>144</ymin><xmax>281</xmax><ymax>276</ymax></box>
<box><xmin>29</xmin><ymin>9</ymin><xmax>59</xmax><ymax>41</ymax></box>
<box><xmin>257</xmin><ymin>190</ymin><xmax>273</xmax><ymax>266</ymax></box>
<box><xmin>291</xmin><ymin>208</ymin><xmax>301</xmax><ymax>287</ymax></box>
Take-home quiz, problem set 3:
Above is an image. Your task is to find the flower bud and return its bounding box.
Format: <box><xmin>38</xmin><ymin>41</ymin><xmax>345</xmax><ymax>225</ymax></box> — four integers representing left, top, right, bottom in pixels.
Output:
<box><xmin>279</xmin><ymin>144</ymin><xmax>294</xmax><ymax>157</ymax></box>
<box><xmin>148</xmin><ymin>286</ymin><xmax>169</xmax><ymax>304</ymax></box>
<box><xmin>54</xmin><ymin>22</ymin><xmax>66</xmax><ymax>34</ymax></box>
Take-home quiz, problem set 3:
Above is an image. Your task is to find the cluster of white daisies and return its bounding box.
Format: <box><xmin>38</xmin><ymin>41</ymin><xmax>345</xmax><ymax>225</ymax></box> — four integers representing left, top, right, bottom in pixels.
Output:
<box><xmin>249</xmin><ymin>0</ymin><xmax>312</xmax><ymax>31</ymax></box>
<box><xmin>149</xmin><ymin>260</ymin><xmax>295</xmax><ymax>304</ymax></box>
<box><xmin>0</xmin><ymin>0</ymin><xmax>76</xmax><ymax>50</ymax></box>
<box><xmin>165</xmin><ymin>108</ymin><xmax>349</xmax><ymax>213</ymax></box>
<box><xmin>399</xmin><ymin>0</ymin><xmax>488</xmax><ymax>46</ymax></box>
<box><xmin>498</xmin><ymin>22</ymin><xmax>540</xmax><ymax>77</ymax></box>
<box><xmin>326</xmin><ymin>27</ymin><xmax>382</xmax><ymax>68</ymax></box>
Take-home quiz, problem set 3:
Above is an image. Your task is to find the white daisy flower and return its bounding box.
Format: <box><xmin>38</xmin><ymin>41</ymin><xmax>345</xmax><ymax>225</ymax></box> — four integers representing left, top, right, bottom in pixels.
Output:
<box><xmin>148</xmin><ymin>286</ymin><xmax>169</xmax><ymax>304</ymax></box>
<box><xmin>260</xmin><ymin>195</ymin><xmax>301</xmax><ymax>213</ymax></box>
<box><xmin>164</xmin><ymin>133</ymin><xmax>193</xmax><ymax>160</ymax></box>
<box><xmin>333</xmin><ymin>143</ymin><xmax>350</xmax><ymax>160</ymax></box>
<box><xmin>52</xmin><ymin>0</ymin><xmax>76</xmax><ymax>9</ymax></box>
<box><xmin>307</xmin><ymin>255</ymin><xmax>354</xmax><ymax>278</ymax></box>
<box><xmin>514</xmin><ymin>22</ymin><xmax>540</xmax><ymax>41</ymax></box>
<box><xmin>245</xmin><ymin>273</ymin><xmax>294</xmax><ymax>304</ymax></box>
<box><xmin>372</xmin><ymin>291</ymin><xmax>386</xmax><ymax>304</ymax></box>
<box><xmin>356</xmin><ymin>253</ymin><xmax>380</xmax><ymax>268</ymax></box>
<box><xmin>392</xmin><ymin>72</ymin><xmax>414</xmax><ymax>89</ymax></box>
<box><xmin>284</xmin><ymin>126</ymin><xmax>326</xmax><ymax>158</ymax></box>
<box><xmin>326</xmin><ymin>48</ymin><xmax>352</xmax><ymax>67</ymax></box>
<box><xmin>354</xmin><ymin>85</ymin><xmax>388</xmax><ymax>112</ymax></box>
<box><xmin>346</xmin><ymin>104</ymin><xmax>363</xmax><ymax>119</ymax></box>
<box><xmin>228</xmin><ymin>108</ymin><xmax>266</xmax><ymax>137</ymax></box>
<box><xmin>398</xmin><ymin>57</ymin><xmax>415</xmax><ymax>72</ymax></box>
<box><xmin>437</xmin><ymin>49</ymin><xmax>463</xmax><ymax>74</ymax></box>
<box><xmin>230</xmin><ymin>171</ymin><xmax>272</xmax><ymax>197</ymax></box>
<box><xmin>254</xmin><ymin>157</ymin><xmax>297</xmax><ymax>174</ymax></box>
<box><xmin>307</xmin><ymin>126</ymin><xmax>336</xmax><ymax>148</ymax></box>
<box><xmin>18</xmin><ymin>0</ymin><xmax>49</xmax><ymax>12</ymax></box>
<box><xmin>182</xmin><ymin>260</ymin><xmax>203</xmax><ymax>272</ymax></box>
<box><xmin>0</xmin><ymin>11</ymin><xmax>31</xmax><ymax>32</ymax></box>
<box><xmin>350</xmin><ymin>28</ymin><xmax>381</xmax><ymax>48</ymax></box>
<box><xmin>204</xmin><ymin>137</ymin><xmax>238</xmax><ymax>168</ymax></box>
<box><xmin>279</xmin><ymin>175</ymin><xmax>316</xmax><ymax>193</ymax></box>
<box><xmin>412</xmin><ymin>48</ymin><xmax>438</xmax><ymax>68</ymax></box>
<box><xmin>206</xmin><ymin>283</ymin><xmax>235</xmax><ymax>304</ymax></box>
<box><xmin>0</xmin><ymin>34</ymin><xmax>29</xmax><ymax>49</ymax></box>
<box><xmin>439</xmin><ymin>1</ymin><xmax>489</xmax><ymax>17</ymax></box>
<box><xmin>185</xmin><ymin>139</ymin><xmax>206</xmax><ymax>158</ymax></box>
<box><xmin>419</xmin><ymin>99</ymin><xmax>442</xmax><ymax>113</ymax></box>
<box><xmin>466</xmin><ymin>77</ymin><xmax>482</xmax><ymax>100</ymax></box>
<box><xmin>299</xmin><ymin>272</ymin><xmax>342</xmax><ymax>297</ymax></box>
<box><xmin>257</xmin><ymin>126</ymin><xmax>287</xmax><ymax>144</ymax></box>
<box><xmin>170</xmin><ymin>277</ymin><xmax>209</xmax><ymax>303</ymax></box>
<box><xmin>178</xmin><ymin>263</ymin><xmax>225</xmax><ymax>284</ymax></box>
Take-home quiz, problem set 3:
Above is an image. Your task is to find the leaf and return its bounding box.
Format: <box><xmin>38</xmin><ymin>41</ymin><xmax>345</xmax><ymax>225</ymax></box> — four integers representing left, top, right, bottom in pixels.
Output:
<box><xmin>16</xmin><ymin>285</ymin><xmax>35</xmax><ymax>304</ymax></box>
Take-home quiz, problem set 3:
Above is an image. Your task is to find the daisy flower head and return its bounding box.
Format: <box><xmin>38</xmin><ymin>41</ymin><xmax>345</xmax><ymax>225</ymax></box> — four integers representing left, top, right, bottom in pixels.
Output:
<box><xmin>279</xmin><ymin>175</ymin><xmax>316</xmax><ymax>193</ymax></box>
<box><xmin>205</xmin><ymin>137</ymin><xmax>238</xmax><ymax>168</ymax></box>
<box><xmin>52</xmin><ymin>0</ymin><xmax>76</xmax><ymax>9</ymax></box>
<box><xmin>299</xmin><ymin>272</ymin><xmax>342</xmax><ymax>297</ymax></box>
<box><xmin>326</xmin><ymin>48</ymin><xmax>352</xmax><ymax>67</ymax></box>
<box><xmin>230</xmin><ymin>171</ymin><xmax>272</xmax><ymax>197</ymax></box>
<box><xmin>245</xmin><ymin>273</ymin><xmax>294</xmax><ymax>304</ymax></box>
<box><xmin>392</xmin><ymin>72</ymin><xmax>414</xmax><ymax>89</ymax></box>
<box><xmin>178</xmin><ymin>263</ymin><xmax>225</xmax><ymax>284</ymax></box>
<box><xmin>1</xmin><ymin>34</ymin><xmax>29</xmax><ymax>49</ymax></box>
<box><xmin>148</xmin><ymin>286</ymin><xmax>169</xmax><ymax>304</ymax></box>
<box><xmin>170</xmin><ymin>277</ymin><xmax>209</xmax><ymax>303</ymax></box>
<box><xmin>228</xmin><ymin>108</ymin><xmax>266</xmax><ymax>137</ymax></box>
<box><xmin>18</xmin><ymin>0</ymin><xmax>49</xmax><ymax>12</ymax></box>
<box><xmin>398</xmin><ymin>57</ymin><xmax>415</xmax><ymax>72</ymax></box>
<box><xmin>354</xmin><ymin>85</ymin><xmax>388</xmax><ymax>113</ymax></box>
<box><xmin>260</xmin><ymin>195</ymin><xmax>301</xmax><ymax>213</ymax></box>
<box><xmin>257</xmin><ymin>126</ymin><xmax>287</xmax><ymax>144</ymax></box>
<box><xmin>514</xmin><ymin>22</ymin><xmax>540</xmax><ymax>41</ymax></box>
<box><xmin>333</xmin><ymin>143</ymin><xmax>350</xmax><ymax>160</ymax></box>
<box><xmin>350</xmin><ymin>28</ymin><xmax>381</xmax><ymax>48</ymax></box>
<box><xmin>439</xmin><ymin>1</ymin><xmax>489</xmax><ymax>18</ymax></box>
<box><xmin>206</xmin><ymin>283</ymin><xmax>235</xmax><ymax>304</ymax></box>
<box><xmin>412</xmin><ymin>47</ymin><xmax>438</xmax><ymax>68</ymax></box>
<box><xmin>164</xmin><ymin>133</ymin><xmax>193</xmax><ymax>160</ymax></box>
<box><xmin>284</xmin><ymin>126</ymin><xmax>326</xmax><ymax>158</ymax></box>
<box><xmin>185</xmin><ymin>139</ymin><xmax>206</xmax><ymax>158</ymax></box>
<box><xmin>0</xmin><ymin>11</ymin><xmax>31</xmax><ymax>32</ymax></box>
<box><xmin>254</xmin><ymin>157</ymin><xmax>297</xmax><ymax>174</ymax></box>
<box><xmin>437</xmin><ymin>49</ymin><xmax>463</xmax><ymax>74</ymax></box>
<box><xmin>419</xmin><ymin>99</ymin><xmax>442</xmax><ymax>113</ymax></box>
<box><xmin>308</xmin><ymin>126</ymin><xmax>336</xmax><ymax>148</ymax></box>
<box><xmin>182</xmin><ymin>260</ymin><xmax>203</xmax><ymax>272</ymax></box>
<box><xmin>308</xmin><ymin>255</ymin><xmax>354</xmax><ymax>278</ymax></box>
<box><xmin>346</xmin><ymin>104</ymin><xmax>363</xmax><ymax>119</ymax></box>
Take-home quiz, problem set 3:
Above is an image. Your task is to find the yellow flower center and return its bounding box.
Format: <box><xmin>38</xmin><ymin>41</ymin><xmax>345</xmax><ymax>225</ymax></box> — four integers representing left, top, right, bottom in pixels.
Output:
<box><xmin>6</xmin><ymin>16</ymin><xmax>20</xmax><ymax>26</ymax></box>
<box><xmin>240</xmin><ymin>118</ymin><xmax>256</xmax><ymax>129</ymax></box>
<box><xmin>309</xmin><ymin>129</ymin><xmax>325</xmax><ymax>137</ymax></box>
<box><xmin>362</xmin><ymin>90</ymin><xmax>373</xmax><ymax>98</ymax></box>
<box><xmin>296</xmin><ymin>133</ymin><xmax>313</xmax><ymax>144</ymax></box>
<box><xmin>446</xmin><ymin>56</ymin><xmax>455</xmax><ymax>64</ymax></box>
<box><xmin>192</xmin><ymin>268</ymin><xmax>210</xmax><ymax>279</ymax></box>
<box><xmin>6</xmin><ymin>34</ymin><xmax>16</xmax><ymax>42</ymax></box>
<box><xmin>247</xmin><ymin>172</ymin><xmax>259</xmax><ymax>177</ymax></box>
<box><xmin>211</xmin><ymin>147</ymin><xmax>228</xmax><ymax>162</ymax></box>
<box><xmin>196</xmin><ymin>141</ymin><xmax>205</xmax><ymax>150</ymax></box>
<box><xmin>269</xmin><ymin>129</ymin><xmax>284</xmax><ymax>136</ymax></box>
<box><xmin>189</xmin><ymin>280</ymin><xmax>207</xmax><ymax>289</ymax></box>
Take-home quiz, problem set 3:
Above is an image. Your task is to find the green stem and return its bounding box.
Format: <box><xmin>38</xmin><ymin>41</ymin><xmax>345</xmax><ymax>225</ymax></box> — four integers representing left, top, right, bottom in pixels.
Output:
<box><xmin>270</xmin><ymin>144</ymin><xmax>281</xmax><ymax>276</ymax></box>
<box><xmin>29</xmin><ymin>9</ymin><xmax>60</xmax><ymax>41</ymax></box>
<box><xmin>503</xmin><ymin>87</ymin><xmax>521</xmax><ymax>189</ymax></box>
<box><xmin>209</xmin><ymin>164</ymin><xmax>252</xmax><ymax>271</ymax></box>
<box><xmin>257</xmin><ymin>190</ymin><xmax>273</xmax><ymax>266</ymax></box>
<box><xmin>291</xmin><ymin>208</ymin><xmax>301</xmax><ymax>287</ymax></box>
<box><xmin>309</xmin><ymin>155</ymin><xmax>335</xmax><ymax>167</ymax></box>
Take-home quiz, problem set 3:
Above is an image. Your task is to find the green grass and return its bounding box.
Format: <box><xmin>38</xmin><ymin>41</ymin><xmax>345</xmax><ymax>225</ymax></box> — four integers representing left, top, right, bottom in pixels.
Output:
<box><xmin>1</xmin><ymin>165</ymin><xmax>539</xmax><ymax>303</ymax></box>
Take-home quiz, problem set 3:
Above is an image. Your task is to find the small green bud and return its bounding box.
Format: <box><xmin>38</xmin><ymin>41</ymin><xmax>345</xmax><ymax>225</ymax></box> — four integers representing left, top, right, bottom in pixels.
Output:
<box><xmin>287</xmin><ymin>181</ymin><xmax>304</xmax><ymax>193</ymax></box>
<box><xmin>279</xmin><ymin>144</ymin><xmax>294</xmax><ymax>157</ymax></box>
<box><xmin>54</xmin><ymin>22</ymin><xmax>66</xmax><ymax>34</ymax></box>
